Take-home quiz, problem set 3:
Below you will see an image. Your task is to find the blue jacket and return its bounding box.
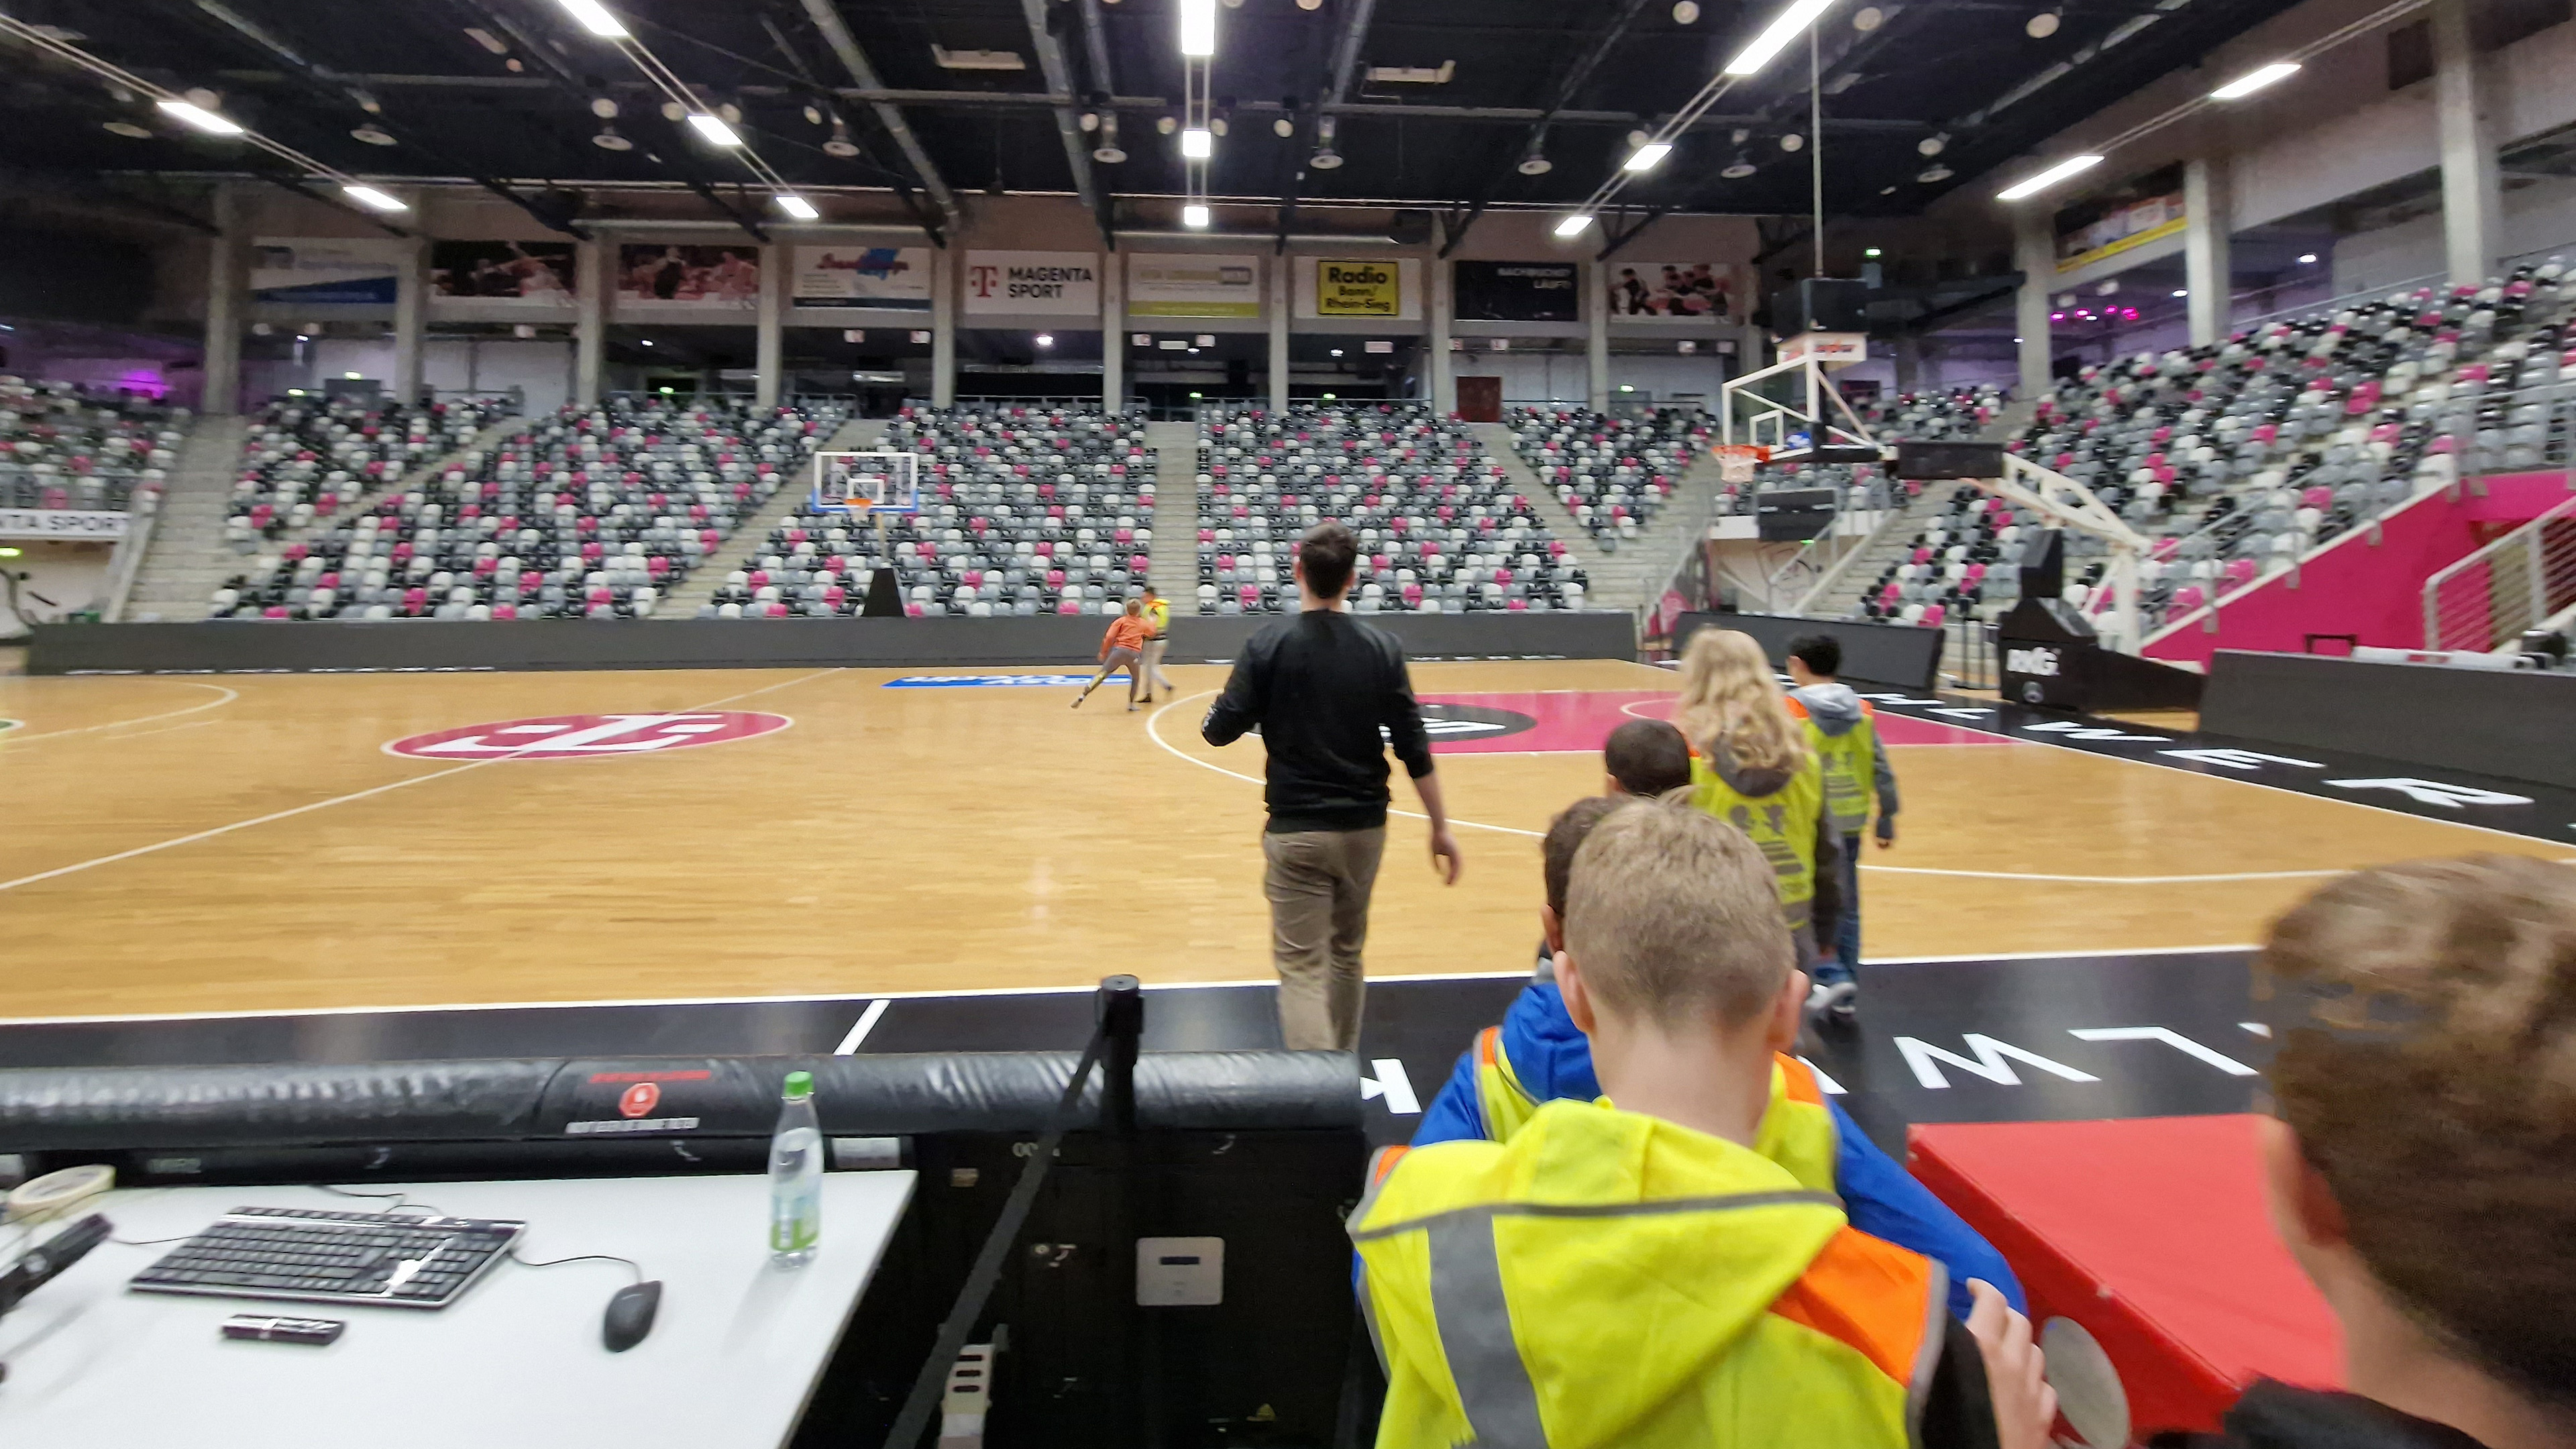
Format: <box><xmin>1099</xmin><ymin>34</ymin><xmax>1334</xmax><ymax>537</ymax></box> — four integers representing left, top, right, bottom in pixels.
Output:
<box><xmin>1412</xmin><ymin>979</ymin><xmax>2025</xmax><ymax>1322</ymax></box>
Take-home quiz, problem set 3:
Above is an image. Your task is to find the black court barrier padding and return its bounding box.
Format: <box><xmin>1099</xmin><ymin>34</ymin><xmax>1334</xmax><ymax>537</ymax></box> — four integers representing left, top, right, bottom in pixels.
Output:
<box><xmin>2202</xmin><ymin>649</ymin><xmax>2576</xmax><ymax>791</ymax></box>
<box><xmin>0</xmin><ymin>1049</ymin><xmax>1361</xmax><ymax>1156</ymax></box>
<box><xmin>1672</xmin><ymin>611</ymin><xmax>1945</xmax><ymax>692</ymax></box>
<box><xmin>26</xmin><ymin>610</ymin><xmax>1638</xmax><ymax>675</ymax></box>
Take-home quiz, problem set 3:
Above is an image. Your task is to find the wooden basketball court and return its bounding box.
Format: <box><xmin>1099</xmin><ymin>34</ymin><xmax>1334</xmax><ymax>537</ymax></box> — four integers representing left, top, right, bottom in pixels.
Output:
<box><xmin>3</xmin><ymin>657</ymin><xmax>2563</xmax><ymax>1026</ymax></box>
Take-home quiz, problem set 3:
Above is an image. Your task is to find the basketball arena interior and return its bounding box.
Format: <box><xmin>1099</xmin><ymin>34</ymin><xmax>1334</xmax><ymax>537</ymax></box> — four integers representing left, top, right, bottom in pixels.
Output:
<box><xmin>3</xmin><ymin>0</ymin><xmax>2574</xmax><ymax>1445</ymax></box>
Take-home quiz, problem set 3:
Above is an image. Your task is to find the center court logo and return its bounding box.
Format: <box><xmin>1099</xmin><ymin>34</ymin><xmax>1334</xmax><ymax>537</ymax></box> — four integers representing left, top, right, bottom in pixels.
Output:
<box><xmin>384</xmin><ymin>711</ymin><xmax>792</xmax><ymax>760</ymax></box>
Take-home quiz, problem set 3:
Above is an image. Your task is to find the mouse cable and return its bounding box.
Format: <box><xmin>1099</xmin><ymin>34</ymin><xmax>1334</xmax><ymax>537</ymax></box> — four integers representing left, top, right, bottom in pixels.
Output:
<box><xmin>314</xmin><ymin>1183</ymin><xmax>442</xmax><ymax>1218</ymax></box>
<box><xmin>508</xmin><ymin>1247</ymin><xmax>645</xmax><ymax>1285</ymax></box>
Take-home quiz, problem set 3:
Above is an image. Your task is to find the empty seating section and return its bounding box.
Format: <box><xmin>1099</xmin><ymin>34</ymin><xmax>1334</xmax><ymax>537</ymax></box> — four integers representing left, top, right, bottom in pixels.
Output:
<box><xmin>703</xmin><ymin>405</ymin><xmax>1150</xmax><ymax>619</ymax></box>
<box><xmin>1501</xmin><ymin>407</ymin><xmax>1709</xmax><ymax>543</ymax></box>
<box><xmin>224</xmin><ymin>395</ymin><xmax>508</xmax><ymax>549</ymax></box>
<box><xmin>1858</xmin><ymin>384</ymin><xmax>2007</xmax><ymax>442</ymax></box>
<box><xmin>1857</xmin><ymin>486</ymin><xmax>2041</xmax><ymax>627</ymax></box>
<box><xmin>2002</xmin><ymin>260</ymin><xmax>2573</xmax><ymax>632</ymax></box>
<box><xmin>208</xmin><ymin>396</ymin><xmax>845</xmax><ymax>621</ymax></box>
<box><xmin>1197</xmin><ymin>404</ymin><xmax>1584</xmax><ymax>614</ymax></box>
<box><xmin>0</xmin><ymin>376</ymin><xmax>183</xmax><ymax>512</ymax></box>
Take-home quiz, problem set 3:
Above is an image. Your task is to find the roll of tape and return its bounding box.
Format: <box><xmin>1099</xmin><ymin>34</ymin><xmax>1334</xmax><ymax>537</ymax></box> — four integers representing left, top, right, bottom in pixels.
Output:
<box><xmin>4</xmin><ymin>1164</ymin><xmax>115</xmax><ymax>1224</ymax></box>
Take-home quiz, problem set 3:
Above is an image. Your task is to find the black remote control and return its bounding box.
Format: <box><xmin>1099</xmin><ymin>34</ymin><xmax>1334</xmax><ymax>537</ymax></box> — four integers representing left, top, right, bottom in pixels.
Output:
<box><xmin>221</xmin><ymin>1313</ymin><xmax>346</xmax><ymax>1345</ymax></box>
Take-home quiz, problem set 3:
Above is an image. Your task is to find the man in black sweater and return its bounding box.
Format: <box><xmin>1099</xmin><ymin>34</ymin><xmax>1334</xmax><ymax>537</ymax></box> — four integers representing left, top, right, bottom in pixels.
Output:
<box><xmin>1201</xmin><ymin>521</ymin><xmax>1463</xmax><ymax>1052</ymax></box>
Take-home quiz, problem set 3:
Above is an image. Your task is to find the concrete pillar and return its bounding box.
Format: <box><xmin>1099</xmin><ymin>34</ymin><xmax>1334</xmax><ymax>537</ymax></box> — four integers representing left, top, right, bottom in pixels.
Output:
<box><xmin>2432</xmin><ymin>0</ymin><xmax>2502</xmax><ymax>286</ymax></box>
<box><xmin>1427</xmin><ymin>248</ymin><xmax>1454</xmax><ymax>415</ymax></box>
<box><xmin>1102</xmin><ymin>252</ymin><xmax>1126</xmax><ymax>412</ymax></box>
<box><xmin>1267</xmin><ymin>255</ymin><xmax>1291</xmax><ymax>414</ymax></box>
<box><xmin>392</xmin><ymin>237</ymin><xmax>428</xmax><ymax>405</ymax></box>
<box><xmin>931</xmin><ymin>246</ymin><xmax>957</xmax><ymax>408</ymax></box>
<box><xmin>755</xmin><ymin>243</ymin><xmax>785</xmax><ymax>409</ymax></box>
<box><xmin>2014</xmin><ymin>209</ymin><xmax>2054</xmax><ymax>400</ymax></box>
<box><xmin>574</xmin><ymin>239</ymin><xmax>606</xmax><ymax>407</ymax></box>
<box><xmin>1892</xmin><ymin>333</ymin><xmax>1921</xmax><ymax>395</ymax></box>
<box><xmin>2183</xmin><ymin>156</ymin><xmax>2233</xmax><ymax>347</ymax></box>
<box><xmin>1585</xmin><ymin>261</ymin><xmax>1610</xmax><ymax>412</ymax></box>
<box><xmin>201</xmin><ymin>184</ymin><xmax>247</xmax><ymax>416</ymax></box>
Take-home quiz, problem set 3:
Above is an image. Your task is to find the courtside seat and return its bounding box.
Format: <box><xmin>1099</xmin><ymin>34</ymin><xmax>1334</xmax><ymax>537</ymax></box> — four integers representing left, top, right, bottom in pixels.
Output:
<box><xmin>211</xmin><ymin>396</ymin><xmax>846</xmax><ymax>621</ymax></box>
<box><xmin>1193</xmin><ymin>402</ymin><xmax>1580</xmax><ymax>614</ymax></box>
<box><xmin>0</xmin><ymin>376</ymin><xmax>183</xmax><ymax>515</ymax></box>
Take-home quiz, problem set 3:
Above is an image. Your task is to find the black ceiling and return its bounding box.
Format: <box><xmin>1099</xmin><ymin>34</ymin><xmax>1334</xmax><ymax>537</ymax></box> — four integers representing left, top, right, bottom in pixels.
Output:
<box><xmin>0</xmin><ymin>0</ymin><xmax>2310</xmax><ymax>235</ymax></box>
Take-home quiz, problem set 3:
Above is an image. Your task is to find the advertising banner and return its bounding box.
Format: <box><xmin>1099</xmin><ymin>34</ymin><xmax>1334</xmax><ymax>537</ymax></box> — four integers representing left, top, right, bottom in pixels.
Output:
<box><xmin>250</xmin><ymin>238</ymin><xmax>408</xmax><ymax>307</ymax></box>
<box><xmin>0</xmin><ymin>508</ymin><xmax>129</xmax><ymax>540</ymax></box>
<box><xmin>963</xmin><ymin>251</ymin><xmax>1099</xmax><ymax>315</ymax></box>
<box><xmin>1314</xmin><ymin>259</ymin><xmax>1403</xmax><ymax>317</ymax></box>
<box><xmin>792</xmin><ymin>246</ymin><xmax>932</xmax><ymax>309</ymax></box>
<box><xmin>2055</xmin><ymin>168</ymin><xmax>2187</xmax><ymax>274</ymax></box>
<box><xmin>1454</xmin><ymin>261</ymin><xmax>1578</xmax><ymax>322</ymax></box>
<box><xmin>616</xmin><ymin>244</ymin><xmax>763</xmax><ymax>311</ymax></box>
<box><xmin>1604</xmin><ymin>261</ymin><xmax>1739</xmax><ymax>320</ymax></box>
<box><xmin>429</xmin><ymin>241</ymin><xmax>577</xmax><ymax>306</ymax></box>
<box><xmin>1127</xmin><ymin>254</ymin><xmax>1260</xmax><ymax>318</ymax></box>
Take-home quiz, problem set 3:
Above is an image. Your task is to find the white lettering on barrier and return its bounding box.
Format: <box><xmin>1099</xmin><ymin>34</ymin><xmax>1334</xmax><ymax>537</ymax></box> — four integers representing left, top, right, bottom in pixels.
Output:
<box><xmin>2067</xmin><ymin>1026</ymin><xmax>2259</xmax><ymax>1076</ymax></box>
<box><xmin>2159</xmin><ymin>748</ymin><xmax>2326</xmax><ymax>771</ymax></box>
<box><xmin>0</xmin><ymin>508</ymin><xmax>131</xmax><ymax>539</ymax></box>
<box><xmin>2004</xmin><ymin>647</ymin><xmax>2060</xmax><ymax>678</ymax></box>
<box><xmin>1894</xmin><ymin>1034</ymin><xmax>2102</xmax><ymax>1089</ymax></box>
<box><xmin>2324</xmin><ymin>777</ymin><xmax>2535</xmax><ymax>808</ymax></box>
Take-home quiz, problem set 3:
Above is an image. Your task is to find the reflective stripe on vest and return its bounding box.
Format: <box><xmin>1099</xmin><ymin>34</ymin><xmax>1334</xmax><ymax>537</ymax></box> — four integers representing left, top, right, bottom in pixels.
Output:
<box><xmin>1688</xmin><ymin>753</ymin><xmax>1826</xmax><ymax>927</ymax></box>
<box><xmin>1472</xmin><ymin>1026</ymin><xmax>1544</xmax><ymax>1145</ymax></box>
<box><xmin>1788</xmin><ymin>698</ymin><xmax>1878</xmax><ymax>837</ymax></box>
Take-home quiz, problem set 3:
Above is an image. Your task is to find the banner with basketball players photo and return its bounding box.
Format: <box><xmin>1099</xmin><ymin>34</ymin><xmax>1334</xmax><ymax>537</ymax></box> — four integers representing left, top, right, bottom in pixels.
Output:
<box><xmin>1604</xmin><ymin>261</ymin><xmax>1739</xmax><ymax>321</ymax></box>
<box><xmin>616</xmin><ymin>244</ymin><xmax>763</xmax><ymax>311</ymax></box>
<box><xmin>428</xmin><ymin>241</ymin><xmax>578</xmax><ymax>307</ymax></box>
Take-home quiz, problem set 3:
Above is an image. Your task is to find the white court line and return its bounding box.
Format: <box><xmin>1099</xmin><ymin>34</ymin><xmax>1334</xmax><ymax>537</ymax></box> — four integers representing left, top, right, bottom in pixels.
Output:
<box><xmin>0</xmin><ymin>943</ymin><xmax>2261</xmax><ymax>1029</ymax></box>
<box><xmin>834</xmin><ymin>998</ymin><xmax>890</xmax><ymax>1054</ymax></box>
<box><xmin>0</xmin><ymin>667</ymin><xmax>845</xmax><ymax>896</ymax></box>
<box><xmin>1142</xmin><ymin>688</ymin><xmax>1546</xmax><ymax>839</ymax></box>
<box><xmin>0</xmin><ymin>682</ymin><xmax>240</xmax><ymax>744</ymax></box>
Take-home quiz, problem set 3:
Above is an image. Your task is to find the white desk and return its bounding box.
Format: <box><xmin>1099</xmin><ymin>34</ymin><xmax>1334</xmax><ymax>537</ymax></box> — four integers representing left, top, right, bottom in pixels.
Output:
<box><xmin>0</xmin><ymin>1171</ymin><xmax>916</xmax><ymax>1448</ymax></box>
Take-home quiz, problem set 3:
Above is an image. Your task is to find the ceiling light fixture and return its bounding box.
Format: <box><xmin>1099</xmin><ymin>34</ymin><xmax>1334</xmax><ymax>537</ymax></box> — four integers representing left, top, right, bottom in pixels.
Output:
<box><xmin>1918</xmin><ymin>131</ymin><xmax>1947</xmax><ymax>156</ymax></box>
<box><xmin>1309</xmin><ymin>115</ymin><xmax>1342</xmax><ymax>168</ymax></box>
<box><xmin>1721</xmin><ymin>152</ymin><xmax>1758</xmax><ymax>178</ymax></box>
<box><xmin>775</xmin><ymin>194</ymin><xmax>819</xmax><ymax>219</ymax></box>
<box><xmin>341</xmin><ymin>184</ymin><xmax>407</xmax><ymax>212</ymax></box>
<box><xmin>686</xmin><ymin>113</ymin><xmax>742</xmax><ymax>146</ymax></box>
<box><xmin>156</xmin><ymin>99</ymin><xmax>242</xmax><ymax>135</ymax></box>
<box><xmin>824</xmin><ymin>120</ymin><xmax>859</xmax><ymax>157</ymax></box>
<box><xmin>2210</xmin><ymin>61</ymin><xmax>2300</xmax><ymax>100</ymax></box>
<box><xmin>1181</xmin><ymin>126</ymin><xmax>1213</xmax><ymax>158</ymax></box>
<box><xmin>556</xmin><ymin>0</ymin><xmax>627</xmax><ymax>38</ymax></box>
<box><xmin>592</xmin><ymin>125</ymin><xmax>633</xmax><ymax>150</ymax></box>
<box><xmin>1622</xmin><ymin>141</ymin><xmax>1673</xmax><ymax>172</ymax></box>
<box><xmin>2298</xmin><ymin>253</ymin><xmax>2319</xmax><ymax>264</ymax></box>
<box><xmin>1273</xmin><ymin>116</ymin><xmax>1296</xmax><ymax>137</ymax></box>
<box><xmin>590</xmin><ymin>97</ymin><xmax>620</xmax><ymax>119</ymax></box>
<box><xmin>1724</xmin><ymin>0</ymin><xmax>1840</xmax><ymax>78</ymax></box>
<box><xmin>1036</xmin><ymin>333</ymin><xmax>1054</xmax><ymax>347</ymax></box>
<box><xmin>1183</xmin><ymin>203</ymin><xmax>1212</xmax><ymax>227</ymax></box>
<box><xmin>1518</xmin><ymin>152</ymin><xmax>1552</xmax><ymax>175</ymax></box>
<box><xmin>1674</xmin><ymin>1</ymin><xmax>1701</xmax><ymax>21</ymax></box>
<box><xmin>2025</xmin><ymin>8</ymin><xmax>2061</xmax><ymax>38</ymax></box>
<box><xmin>102</xmin><ymin>119</ymin><xmax>152</xmax><ymax>138</ymax></box>
<box><xmin>1996</xmin><ymin>153</ymin><xmax>2101</xmax><ymax>200</ymax></box>
<box><xmin>1852</xmin><ymin>5</ymin><xmax>1883</xmax><ymax>30</ymax></box>
<box><xmin>1554</xmin><ymin>214</ymin><xmax>1595</xmax><ymax>238</ymax></box>
<box><xmin>1179</xmin><ymin>0</ymin><xmax>1217</xmax><ymax>57</ymax></box>
<box><xmin>2171</xmin><ymin>289</ymin><xmax>2188</xmax><ymax>298</ymax></box>
<box><xmin>639</xmin><ymin>339</ymin><xmax>653</xmax><ymax>346</ymax></box>
<box><xmin>351</xmin><ymin>124</ymin><xmax>396</xmax><ymax>146</ymax></box>
<box><xmin>1093</xmin><ymin>114</ymin><xmax>1126</xmax><ymax>162</ymax></box>
<box><xmin>1778</xmin><ymin>131</ymin><xmax>1804</xmax><ymax>152</ymax></box>
<box><xmin>1917</xmin><ymin>164</ymin><xmax>1953</xmax><ymax>182</ymax></box>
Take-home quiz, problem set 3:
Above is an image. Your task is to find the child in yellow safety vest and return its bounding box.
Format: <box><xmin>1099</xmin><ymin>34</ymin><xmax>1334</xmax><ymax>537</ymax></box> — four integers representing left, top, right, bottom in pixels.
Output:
<box><xmin>1352</xmin><ymin>800</ymin><xmax>2055</xmax><ymax>1449</ymax></box>
<box><xmin>1673</xmin><ymin>627</ymin><xmax>1850</xmax><ymax>1023</ymax></box>
<box><xmin>1785</xmin><ymin>632</ymin><xmax>1901</xmax><ymax>1021</ymax></box>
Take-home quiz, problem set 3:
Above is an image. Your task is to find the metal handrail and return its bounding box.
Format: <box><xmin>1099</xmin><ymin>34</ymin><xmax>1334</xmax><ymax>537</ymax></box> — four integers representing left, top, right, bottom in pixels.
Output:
<box><xmin>2423</xmin><ymin>490</ymin><xmax>2576</xmax><ymax>649</ymax></box>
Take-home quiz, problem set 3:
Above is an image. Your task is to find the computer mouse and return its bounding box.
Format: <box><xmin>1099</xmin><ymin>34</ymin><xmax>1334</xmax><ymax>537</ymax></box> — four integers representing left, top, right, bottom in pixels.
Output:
<box><xmin>602</xmin><ymin>1280</ymin><xmax>662</xmax><ymax>1352</ymax></box>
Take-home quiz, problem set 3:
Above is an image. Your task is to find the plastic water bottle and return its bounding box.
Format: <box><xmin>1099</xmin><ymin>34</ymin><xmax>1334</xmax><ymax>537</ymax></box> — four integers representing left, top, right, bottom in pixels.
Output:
<box><xmin>768</xmin><ymin>1069</ymin><xmax>822</xmax><ymax>1268</ymax></box>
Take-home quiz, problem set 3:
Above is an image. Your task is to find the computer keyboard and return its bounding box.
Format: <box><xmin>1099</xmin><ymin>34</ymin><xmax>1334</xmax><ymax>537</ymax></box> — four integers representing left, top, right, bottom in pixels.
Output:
<box><xmin>129</xmin><ymin>1205</ymin><xmax>525</xmax><ymax>1310</ymax></box>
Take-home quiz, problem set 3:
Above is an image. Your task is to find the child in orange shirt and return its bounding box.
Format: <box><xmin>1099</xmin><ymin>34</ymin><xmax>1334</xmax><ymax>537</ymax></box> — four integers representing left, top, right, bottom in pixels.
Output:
<box><xmin>1073</xmin><ymin>596</ymin><xmax>1153</xmax><ymax>712</ymax></box>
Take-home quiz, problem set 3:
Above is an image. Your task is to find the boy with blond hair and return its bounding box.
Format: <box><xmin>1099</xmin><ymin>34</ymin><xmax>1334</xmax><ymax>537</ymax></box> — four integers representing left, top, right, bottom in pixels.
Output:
<box><xmin>1353</xmin><ymin>800</ymin><xmax>2053</xmax><ymax>1449</ymax></box>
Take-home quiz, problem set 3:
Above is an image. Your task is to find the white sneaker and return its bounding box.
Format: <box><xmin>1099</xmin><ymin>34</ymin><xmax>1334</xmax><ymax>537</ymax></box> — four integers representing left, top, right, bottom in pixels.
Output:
<box><xmin>1805</xmin><ymin>979</ymin><xmax>1858</xmax><ymax>1024</ymax></box>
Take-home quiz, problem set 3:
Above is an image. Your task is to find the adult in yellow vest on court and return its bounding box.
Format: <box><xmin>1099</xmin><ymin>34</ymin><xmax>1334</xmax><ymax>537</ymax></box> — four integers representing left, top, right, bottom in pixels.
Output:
<box><xmin>1349</xmin><ymin>801</ymin><xmax>2054</xmax><ymax>1449</ymax></box>
<box><xmin>1672</xmin><ymin>629</ymin><xmax>1847</xmax><ymax>1019</ymax></box>
<box><xmin>1787</xmin><ymin>633</ymin><xmax>1901</xmax><ymax>1021</ymax></box>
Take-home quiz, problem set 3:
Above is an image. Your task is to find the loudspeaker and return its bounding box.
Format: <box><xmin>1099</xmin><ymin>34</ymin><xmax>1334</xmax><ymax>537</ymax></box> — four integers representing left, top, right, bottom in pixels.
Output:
<box><xmin>1894</xmin><ymin>440</ymin><xmax>2005</xmax><ymax>480</ymax></box>
<box><xmin>2019</xmin><ymin>529</ymin><xmax>2065</xmax><ymax>602</ymax></box>
<box><xmin>1767</xmin><ymin>278</ymin><xmax>1872</xmax><ymax>335</ymax></box>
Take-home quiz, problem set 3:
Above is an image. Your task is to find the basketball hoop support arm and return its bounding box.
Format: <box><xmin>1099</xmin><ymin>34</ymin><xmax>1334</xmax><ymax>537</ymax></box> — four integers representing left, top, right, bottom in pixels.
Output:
<box><xmin>1976</xmin><ymin>454</ymin><xmax>2152</xmax><ymax>655</ymax></box>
